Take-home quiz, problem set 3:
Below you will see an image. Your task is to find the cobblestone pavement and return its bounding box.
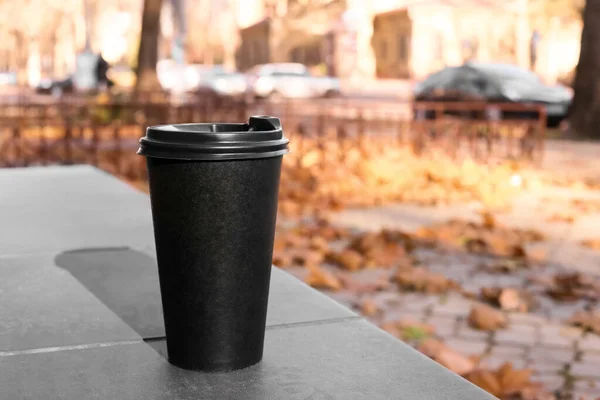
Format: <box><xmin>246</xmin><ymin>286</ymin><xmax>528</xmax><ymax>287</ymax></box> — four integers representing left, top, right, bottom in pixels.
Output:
<box><xmin>285</xmin><ymin>183</ymin><xmax>600</xmax><ymax>399</ymax></box>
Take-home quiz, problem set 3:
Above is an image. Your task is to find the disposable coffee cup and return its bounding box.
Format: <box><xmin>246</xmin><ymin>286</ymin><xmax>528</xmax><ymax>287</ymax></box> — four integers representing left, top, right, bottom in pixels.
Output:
<box><xmin>138</xmin><ymin>116</ymin><xmax>289</xmax><ymax>372</ymax></box>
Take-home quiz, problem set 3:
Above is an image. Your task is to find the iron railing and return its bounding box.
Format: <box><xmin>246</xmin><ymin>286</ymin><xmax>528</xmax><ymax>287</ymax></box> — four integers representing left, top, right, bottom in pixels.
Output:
<box><xmin>0</xmin><ymin>95</ymin><xmax>546</xmax><ymax>180</ymax></box>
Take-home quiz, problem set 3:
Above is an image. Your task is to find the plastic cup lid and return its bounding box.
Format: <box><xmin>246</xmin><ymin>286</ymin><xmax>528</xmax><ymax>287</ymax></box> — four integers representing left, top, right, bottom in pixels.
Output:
<box><xmin>138</xmin><ymin>116</ymin><xmax>289</xmax><ymax>161</ymax></box>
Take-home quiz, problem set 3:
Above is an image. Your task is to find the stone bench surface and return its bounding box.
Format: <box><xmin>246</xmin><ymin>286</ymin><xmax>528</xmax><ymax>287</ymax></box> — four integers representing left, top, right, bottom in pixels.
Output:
<box><xmin>0</xmin><ymin>166</ymin><xmax>494</xmax><ymax>399</ymax></box>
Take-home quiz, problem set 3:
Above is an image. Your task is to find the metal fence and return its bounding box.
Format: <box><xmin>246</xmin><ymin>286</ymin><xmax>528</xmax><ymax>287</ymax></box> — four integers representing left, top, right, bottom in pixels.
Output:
<box><xmin>0</xmin><ymin>95</ymin><xmax>546</xmax><ymax>181</ymax></box>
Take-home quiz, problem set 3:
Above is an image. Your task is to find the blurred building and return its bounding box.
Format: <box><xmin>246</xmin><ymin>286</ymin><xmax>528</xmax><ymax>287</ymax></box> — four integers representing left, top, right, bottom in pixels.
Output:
<box><xmin>236</xmin><ymin>0</ymin><xmax>345</xmax><ymax>73</ymax></box>
<box><xmin>0</xmin><ymin>0</ymin><xmax>141</xmax><ymax>85</ymax></box>
<box><xmin>235</xmin><ymin>0</ymin><xmax>582</xmax><ymax>83</ymax></box>
<box><xmin>368</xmin><ymin>0</ymin><xmax>582</xmax><ymax>82</ymax></box>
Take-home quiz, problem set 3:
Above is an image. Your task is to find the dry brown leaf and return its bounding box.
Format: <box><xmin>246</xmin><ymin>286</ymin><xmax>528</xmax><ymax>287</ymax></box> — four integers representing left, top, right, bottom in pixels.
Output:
<box><xmin>545</xmin><ymin>272</ymin><xmax>600</xmax><ymax>302</ymax></box>
<box><xmin>481</xmin><ymin>210</ymin><xmax>497</xmax><ymax>230</ymax></box>
<box><xmin>395</xmin><ymin>266</ymin><xmax>457</xmax><ymax>294</ymax></box>
<box><xmin>304</xmin><ymin>265</ymin><xmax>341</xmax><ymax>291</ymax></box>
<box><xmin>278</xmin><ymin>199</ymin><xmax>301</xmax><ymax>216</ymax></box>
<box><xmin>380</xmin><ymin>321</ymin><xmax>400</xmax><ymax>337</ymax></box>
<box><xmin>334</xmin><ymin>249</ymin><xmax>364</xmax><ymax>271</ymax></box>
<box><xmin>499</xmin><ymin>289</ymin><xmax>526</xmax><ymax>312</ymax></box>
<box><xmin>417</xmin><ymin>338</ymin><xmax>446</xmax><ymax>358</ymax></box>
<box><xmin>272</xmin><ymin>251</ymin><xmax>293</xmax><ymax>268</ymax></box>
<box><xmin>418</xmin><ymin>338</ymin><xmax>475</xmax><ymax>375</ymax></box>
<box><xmin>284</xmin><ymin>231</ymin><xmax>311</xmax><ymax>248</ymax></box>
<box><xmin>467</xmin><ymin>363</ymin><xmax>544</xmax><ymax>399</ymax></box>
<box><xmin>571</xmin><ymin>198</ymin><xmax>600</xmax><ymax>214</ymax></box>
<box><xmin>360</xmin><ymin>298</ymin><xmax>379</xmax><ymax>316</ymax></box>
<box><xmin>526</xmin><ymin>247</ymin><xmax>547</xmax><ymax>263</ymax></box>
<box><xmin>309</xmin><ymin>236</ymin><xmax>330</xmax><ymax>252</ymax></box>
<box><xmin>480</xmin><ymin>287</ymin><xmax>532</xmax><ymax>312</ymax></box>
<box><xmin>436</xmin><ymin>347</ymin><xmax>476</xmax><ymax>376</ymax></box>
<box><xmin>498</xmin><ymin>362</ymin><xmax>532</xmax><ymax>396</ymax></box>
<box><xmin>468</xmin><ymin>303</ymin><xmax>507</xmax><ymax>331</ymax></box>
<box><xmin>298</xmin><ymin>250</ymin><xmax>325</xmax><ymax>267</ymax></box>
<box><xmin>546</xmin><ymin>212</ymin><xmax>576</xmax><ymax>224</ymax></box>
<box><xmin>336</xmin><ymin>272</ymin><xmax>390</xmax><ymax>293</ymax></box>
<box><xmin>467</xmin><ymin>369</ymin><xmax>502</xmax><ymax>397</ymax></box>
<box><xmin>277</xmin><ymin>140</ymin><xmax>530</xmax><ymax>217</ymax></box>
<box><xmin>418</xmin><ymin>218</ymin><xmax>543</xmax><ymax>261</ymax></box>
<box><xmin>581</xmin><ymin>239</ymin><xmax>600</xmax><ymax>250</ymax></box>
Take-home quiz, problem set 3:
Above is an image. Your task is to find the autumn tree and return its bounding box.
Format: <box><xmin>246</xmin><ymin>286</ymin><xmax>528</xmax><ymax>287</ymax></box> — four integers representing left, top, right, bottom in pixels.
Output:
<box><xmin>136</xmin><ymin>0</ymin><xmax>163</xmax><ymax>91</ymax></box>
<box><xmin>569</xmin><ymin>0</ymin><xmax>600</xmax><ymax>138</ymax></box>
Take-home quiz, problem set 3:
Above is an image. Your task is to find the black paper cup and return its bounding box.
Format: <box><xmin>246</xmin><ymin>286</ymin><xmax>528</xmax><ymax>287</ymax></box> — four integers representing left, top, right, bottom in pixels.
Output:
<box><xmin>138</xmin><ymin>116</ymin><xmax>288</xmax><ymax>372</ymax></box>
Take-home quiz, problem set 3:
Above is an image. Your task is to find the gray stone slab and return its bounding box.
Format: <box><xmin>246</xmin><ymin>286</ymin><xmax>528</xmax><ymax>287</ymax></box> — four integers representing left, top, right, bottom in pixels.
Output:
<box><xmin>0</xmin><ymin>203</ymin><xmax>154</xmax><ymax>255</ymax></box>
<box><xmin>0</xmin><ymin>166</ymin><xmax>153</xmax><ymax>255</ymax></box>
<box><xmin>53</xmin><ymin>247</ymin><xmax>355</xmax><ymax>339</ymax></box>
<box><xmin>266</xmin><ymin>266</ymin><xmax>357</xmax><ymax>326</ymax></box>
<box><xmin>0</xmin><ymin>165</ymin><xmax>149</xmax><ymax>207</ymax></box>
<box><xmin>0</xmin><ymin>166</ymin><xmax>154</xmax><ymax>255</ymax></box>
<box><xmin>0</xmin><ymin>254</ymin><xmax>141</xmax><ymax>352</ymax></box>
<box><xmin>1</xmin><ymin>319</ymin><xmax>494</xmax><ymax>399</ymax></box>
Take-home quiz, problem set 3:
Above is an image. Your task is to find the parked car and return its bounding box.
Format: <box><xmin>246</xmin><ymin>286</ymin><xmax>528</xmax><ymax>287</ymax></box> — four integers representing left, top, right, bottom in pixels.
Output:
<box><xmin>194</xmin><ymin>67</ymin><xmax>248</xmax><ymax>99</ymax></box>
<box><xmin>35</xmin><ymin>76</ymin><xmax>74</xmax><ymax>96</ymax></box>
<box><xmin>247</xmin><ymin>63</ymin><xmax>340</xmax><ymax>99</ymax></box>
<box><xmin>413</xmin><ymin>63</ymin><xmax>573</xmax><ymax>126</ymax></box>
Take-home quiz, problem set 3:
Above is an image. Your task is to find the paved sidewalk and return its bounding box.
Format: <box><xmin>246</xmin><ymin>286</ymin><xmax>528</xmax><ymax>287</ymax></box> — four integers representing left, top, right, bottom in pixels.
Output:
<box><xmin>311</xmin><ymin>181</ymin><xmax>600</xmax><ymax>399</ymax></box>
<box><xmin>542</xmin><ymin>140</ymin><xmax>600</xmax><ymax>184</ymax></box>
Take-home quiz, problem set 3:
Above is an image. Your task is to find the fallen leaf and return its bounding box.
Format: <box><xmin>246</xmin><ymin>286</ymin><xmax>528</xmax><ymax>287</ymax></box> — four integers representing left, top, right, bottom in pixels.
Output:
<box><xmin>468</xmin><ymin>303</ymin><xmax>507</xmax><ymax>331</ymax></box>
<box><xmin>546</xmin><ymin>212</ymin><xmax>576</xmax><ymax>224</ymax></box>
<box><xmin>498</xmin><ymin>362</ymin><xmax>532</xmax><ymax>396</ymax></box>
<box><xmin>571</xmin><ymin>198</ymin><xmax>600</xmax><ymax>214</ymax></box>
<box><xmin>334</xmin><ymin>249</ymin><xmax>364</xmax><ymax>271</ymax></box>
<box><xmin>272</xmin><ymin>251</ymin><xmax>293</xmax><ymax>268</ymax></box>
<box><xmin>436</xmin><ymin>346</ymin><xmax>476</xmax><ymax>375</ymax></box>
<box><xmin>418</xmin><ymin>338</ymin><xmax>475</xmax><ymax>375</ymax></box>
<box><xmin>395</xmin><ymin>265</ymin><xmax>458</xmax><ymax>294</ymax></box>
<box><xmin>481</xmin><ymin>211</ymin><xmax>497</xmax><ymax>229</ymax></box>
<box><xmin>466</xmin><ymin>363</ymin><xmax>545</xmax><ymax>399</ymax></box>
<box><xmin>467</xmin><ymin>369</ymin><xmax>502</xmax><ymax>397</ymax></box>
<box><xmin>336</xmin><ymin>272</ymin><xmax>390</xmax><ymax>293</ymax></box>
<box><xmin>545</xmin><ymin>272</ymin><xmax>600</xmax><ymax>302</ymax></box>
<box><xmin>417</xmin><ymin>338</ymin><xmax>446</xmax><ymax>358</ymax></box>
<box><xmin>581</xmin><ymin>239</ymin><xmax>600</xmax><ymax>250</ymax></box>
<box><xmin>500</xmin><ymin>289</ymin><xmax>528</xmax><ymax>312</ymax></box>
<box><xmin>380</xmin><ymin>321</ymin><xmax>400</xmax><ymax>337</ymax></box>
<box><xmin>360</xmin><ymin>298</ymin><xmax>379</xmax><ymax>316</ymax></box>
<box><xmin>418</xmin><ymin>218</ymin><xmax>543</xmax><ymax>260</ymax></box>
<box><xmin>309</xmin><ymin>236</ymin><xmax>330</xmax><ymax>252</ymax></box>
<box><xmin>304</xmin><ymin>265</ymin><xmax>341</xmax><ymax>291</ymax></box>
<box><xmin>481</xmin><ymin>287</ymin><xmax>532</xmax><ymax>312</ymax></box>
<box><xmin>526</xmin><ymin>247</ymin><xmax>547</xmax><ymax>263</ymax></box>
<box><xmin>295</xmin><ymin>250</ymin><xmax>325</xmax><ymax>267</ymax></box>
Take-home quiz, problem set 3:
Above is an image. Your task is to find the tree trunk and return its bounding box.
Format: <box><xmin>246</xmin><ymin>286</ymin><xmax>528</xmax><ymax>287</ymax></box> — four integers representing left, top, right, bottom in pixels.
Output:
<box><xmin>136</xmin><ymin>0</ymin><xmax>164</xmax><ymax>92</ymax></box>
<box><xmin>569</xmin><ymin>0</ymin><xmax>600</xmax><ymax>138</ymax></box>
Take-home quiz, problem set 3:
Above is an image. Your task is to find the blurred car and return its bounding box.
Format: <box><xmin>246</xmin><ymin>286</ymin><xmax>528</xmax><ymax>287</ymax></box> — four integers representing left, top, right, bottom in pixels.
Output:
<box><xmin>247</xmin><ymin>63</ymin><xmax>340</xmax><ymax>99</ymax></box>
<box><xmin>195</xmin><ymin>68</ymin><xmax>248</xmax><ymax>99</ymax></box>
<box><xmin>413</xmin><ymin>62</ymin><xmax>573</xmax><ymax>126</ymax></box>
<box><xmin>35</xmin><ymin>76</ymin><xmax>74</xmax><ymax>96</ymax></box>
